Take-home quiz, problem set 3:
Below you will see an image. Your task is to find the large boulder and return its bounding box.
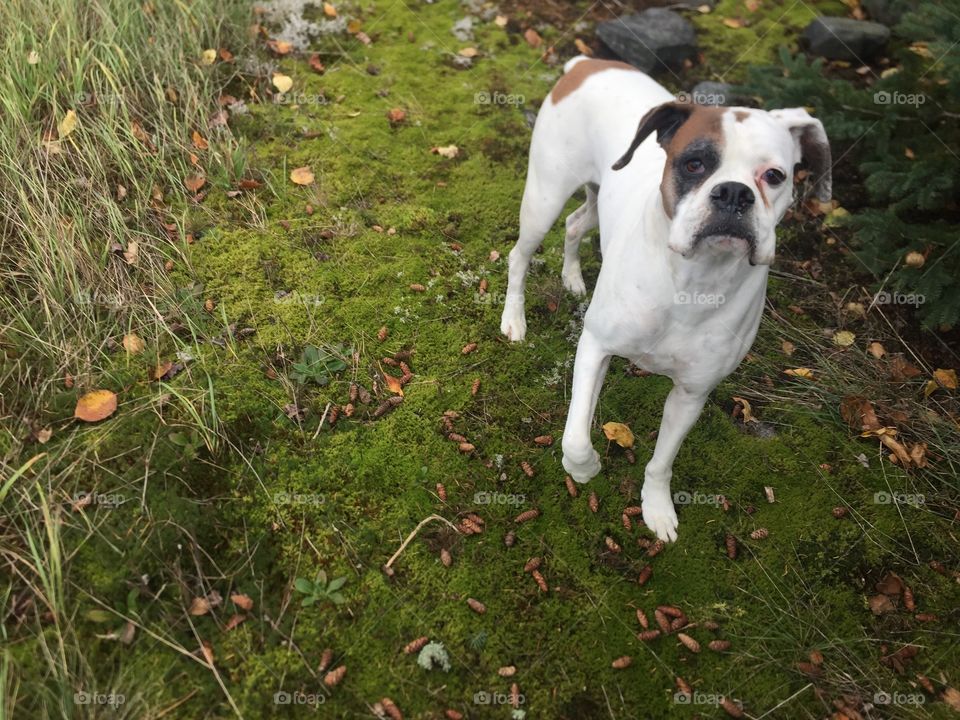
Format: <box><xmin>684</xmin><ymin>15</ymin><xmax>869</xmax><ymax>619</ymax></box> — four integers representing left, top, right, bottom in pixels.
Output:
<box><xmin>862</xmin><ymin>0</ymin><xmax>916</xmax><ymax>27</ymax></box>
<box><xmin>801</xmin><ymin>16</ymin><xmax>891</xmax><ymax>62</ymax></box>
<box><xmin>596</xmin><ymin>9</ymin><xmax>698</xmax><ymax>74</ymax></box>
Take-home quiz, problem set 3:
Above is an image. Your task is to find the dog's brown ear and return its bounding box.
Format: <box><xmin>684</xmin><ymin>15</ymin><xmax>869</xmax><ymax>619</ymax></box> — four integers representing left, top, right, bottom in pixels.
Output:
<box><xmin>770</xmin><ymin>108</ymin><xmax>832</xmax><ymax>203</ymax></box>
<box><xmin>612</xmin><ymin>102</ymin><xmax>694</xmax><ymax>171</ymax></box>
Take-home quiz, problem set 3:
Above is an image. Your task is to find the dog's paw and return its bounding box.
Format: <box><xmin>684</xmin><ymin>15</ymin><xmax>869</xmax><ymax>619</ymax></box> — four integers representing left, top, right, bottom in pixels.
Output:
<box><xmin>500</xmin><ymin>305</ymin><xmax>527</xmax><ymax>342</ymax></box>
<box><xmin>562</xmin><ymin>448</ymin><xmax>601</xmax><ymax>484</ymax></box>
<box><xmin>561</xmin><ymin>266</ymin><xmax>587</xmax><ymax>296</ymax></box>
<box><xmin>641</xmin><ymin>486</ymin><xmax>679</xmax><ymax>543</ymax></box>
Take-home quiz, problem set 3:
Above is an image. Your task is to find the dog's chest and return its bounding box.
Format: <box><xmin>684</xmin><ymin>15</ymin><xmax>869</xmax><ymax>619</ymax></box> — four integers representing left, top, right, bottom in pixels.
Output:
<box><xmin>586</xmin><ymin>262</ymin><xmax>767</xmax><ymax>383</ymax></box>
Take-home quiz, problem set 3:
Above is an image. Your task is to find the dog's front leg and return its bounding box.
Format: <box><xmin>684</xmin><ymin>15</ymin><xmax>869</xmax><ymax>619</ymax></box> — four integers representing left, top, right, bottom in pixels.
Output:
<box><xmin>642</xmin><ymin>385</ymin><xmax>710</xmax><ymax>542</ymax></box>
<box><xmin>562</xmin><ymin>331</ymin><xmax>610</xmax><ymax>483</ymax></box>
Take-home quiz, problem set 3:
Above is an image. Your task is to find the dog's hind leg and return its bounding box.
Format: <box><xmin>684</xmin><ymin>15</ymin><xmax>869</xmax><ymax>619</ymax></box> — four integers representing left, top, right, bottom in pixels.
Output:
<box><xmin>501</xmin><ymin>166</ymin><xmax>580</xmax><ymax>342</ymax></box>
<box><xmin>561</xmin><ymin>329</ymin><xmax>610</xmax><ymax>483</ymax></box>
<box><xmin>561</xmin><ymin>184</ymin><xmax>598</xmax><ymax>296</ymax></box>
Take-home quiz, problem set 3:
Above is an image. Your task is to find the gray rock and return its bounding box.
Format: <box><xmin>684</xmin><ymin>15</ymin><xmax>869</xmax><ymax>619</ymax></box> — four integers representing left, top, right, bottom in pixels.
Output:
<box><xmin>801</xmin><ymin>16</ymin><xmax>890</xmax><ymax>62</ymax></box>
<box><xmin>452</xmin><ymin>16</ymin><xmax>474</xmax><ymax>42</ymax></box>
<box><xmin>596</xmin><ymin>9</ymin><xmax>698</xmax><ymax>74</ymax></box>
<box><xmin>862</xmin><ymin>0</ymin><xmax>916</xmax><ymax>27</ymax></box>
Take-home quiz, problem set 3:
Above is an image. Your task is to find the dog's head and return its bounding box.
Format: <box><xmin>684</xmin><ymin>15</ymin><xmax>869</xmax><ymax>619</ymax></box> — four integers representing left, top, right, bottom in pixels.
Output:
<box><xmin>612</xmin><ymin>103</ymin><xmax>831</xmax><ymax>266</ymax></box>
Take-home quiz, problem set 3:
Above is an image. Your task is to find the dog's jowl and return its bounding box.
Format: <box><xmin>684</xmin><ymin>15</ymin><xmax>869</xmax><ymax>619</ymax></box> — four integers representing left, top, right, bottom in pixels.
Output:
<box><xmin>501</xmin><ymin>56</ymin><xmax>831</xmax><ymax>542</ymax></box>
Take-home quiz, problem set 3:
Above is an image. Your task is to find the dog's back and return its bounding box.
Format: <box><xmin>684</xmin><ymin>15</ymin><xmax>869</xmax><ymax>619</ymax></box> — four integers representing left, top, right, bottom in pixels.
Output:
<box><xmin>529</xmin><ymin>56</ymin><xmax>674</xmax><ymax>187</ymax></box>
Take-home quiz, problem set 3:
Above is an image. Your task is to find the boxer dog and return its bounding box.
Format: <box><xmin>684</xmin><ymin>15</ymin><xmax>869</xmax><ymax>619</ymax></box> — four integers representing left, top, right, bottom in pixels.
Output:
<box><xmin>500</xmin><ymin>57</ymin><xmax>831</xmax><ymax>542</ymax></box>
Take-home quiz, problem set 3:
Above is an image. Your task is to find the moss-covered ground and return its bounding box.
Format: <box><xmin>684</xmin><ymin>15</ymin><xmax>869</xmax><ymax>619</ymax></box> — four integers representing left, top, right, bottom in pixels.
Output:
<box><xmin>10</xmin><ymin>1</ymin><xmax>959</xmax><ymax>718</ymax></box>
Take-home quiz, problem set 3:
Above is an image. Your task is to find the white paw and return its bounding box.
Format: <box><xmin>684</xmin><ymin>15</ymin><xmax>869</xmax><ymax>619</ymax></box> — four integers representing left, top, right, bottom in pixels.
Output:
<box><xmin>562</xmin><ymin>266</ymin><xmax>587</xmax><ymax>296</ymax></box>
<box><xmin>500</xmin><ymin>304</ymin><xmax>527</xmax><ymax>342</ymax></box>
<box><xmin>562</xmin><ymin>447</ymin><xmax>601</xmax><ymax>484</ymax></box>
<box><xmin>641</xmin><ymin>485</ymin><xmax>679</xmax><ymax>543</ymax></box>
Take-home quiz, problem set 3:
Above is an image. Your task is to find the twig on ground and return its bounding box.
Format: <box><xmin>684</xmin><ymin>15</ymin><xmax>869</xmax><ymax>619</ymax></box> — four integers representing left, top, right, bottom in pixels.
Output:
<box><xmin>384</xmin><ymin>514</ymin><xmax>461</xmax><ymax>570</ymax></box>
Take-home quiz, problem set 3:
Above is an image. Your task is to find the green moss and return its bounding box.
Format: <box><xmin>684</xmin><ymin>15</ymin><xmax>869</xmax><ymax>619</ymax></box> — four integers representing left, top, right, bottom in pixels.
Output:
<box><xmin>691</xmin><ymin>0</ymin><xmax>848</xmax><ymax>85</ymax></box>
<box><xmin>14</xmin><ymin>1</ymin><xmax>958</xmax><ymax>718</ymax></box>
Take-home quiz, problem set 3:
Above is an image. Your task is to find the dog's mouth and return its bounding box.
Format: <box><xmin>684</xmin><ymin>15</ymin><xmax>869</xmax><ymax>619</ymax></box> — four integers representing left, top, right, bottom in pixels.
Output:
<box><xmin>691</xmin><ymin>220</ymin><xmax>757</xmax><ymax>264</ymax></box>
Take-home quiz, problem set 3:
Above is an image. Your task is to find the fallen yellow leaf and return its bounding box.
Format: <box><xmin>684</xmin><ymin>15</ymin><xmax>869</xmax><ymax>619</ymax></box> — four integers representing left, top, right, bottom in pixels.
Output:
<box><xmin>201</xmin><ymin>48</ymin><xmax>217</xmax><ymax>65</ymax></box>
<box><xmin>323</xmin><ymin>2</ymin><xmax>337</xmax><ymax>17</ymax></box>
<box><xmin>384</xmin><ymin>374</ymin><xmax>404</xmax><ymax>396</ymax></box>
<box><xmin>834</xmin><ymin>330</ymin><xmax>856</xmax><ymax>347</ymax></box>
<box><xmin>933</xmin><ymin>368</ymin><xmax>958</xmax><ymax>390</ymax></box>
<box><xmin>732</xmin><ymin>396</ymin><xmax>757</xmax><ymax>423</ymax></box>
<box><xmin>459</xmin><ymin>47</ymin><xmax>478</xmax><ymax>57</ymax></box>
<box><xmin>431</xmin><ymin>144</ymin><xmax>459</xmax><ymax>158</ymax></box>
<box><xmin>123</xmin><ymin>241</ymin><xmax>139</xmax><ymax>266</ymax></box>
<box><xmin>58</xmin><ymin>109</ymin><xmax>77</xmax><ymax>139</ymax></box>
<box><xmin>122</xmin><ymin>334</ymin><xmax>145</xmax><ymax>354</ymax></box>
<box><xmin>290</xmin><ymin>166</ymin><xmax>314</xmax><ymax>185</ymax></box>
<box><xmin>784</xmin><ymin>368</ymin><xmax>815</xmax><ymax>379</ymax></box>
<box><xmin>74</xmin><ymin>390</ymin><xmax>118</xmax><ymax>422</ymax></box>
<box><xmin>905</xmin><ymin>251</ymin><xmax>925</xmax><ymax>268</ymax></box>
<box><xmin>267</xmin><ymin>39</ymin><xmax>294</xmax><ymax>55</ymax></box>
<box><xmin>867</xmin><ymin>341</ymin><xmax>886</xmax><ymax>359</ymax></box>
<box><xmin>272</xmin><ymin>73</ymin><xmax>293</xmax><ymax>93</ymax></box>
<box><xmin>781</xmin><ymin>340</ymin><xmax>795</xmax><ymax>356</ymax></box>
<box><xmin>601</xmin><ymin>421</ymin><xmax>634</xmax><ymax>449</ymax></box>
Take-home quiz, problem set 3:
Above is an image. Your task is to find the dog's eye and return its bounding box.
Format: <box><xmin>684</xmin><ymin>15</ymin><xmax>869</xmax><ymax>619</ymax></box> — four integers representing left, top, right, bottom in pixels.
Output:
<box><xmin>684</xmin><ymin>159</ymin><xmax>705</xmax><ymax>174</ymax></box>
<box><xmin>763</xmin><ymin>168</ymin><xmax>786</xmax><ymax>186</ymax></box>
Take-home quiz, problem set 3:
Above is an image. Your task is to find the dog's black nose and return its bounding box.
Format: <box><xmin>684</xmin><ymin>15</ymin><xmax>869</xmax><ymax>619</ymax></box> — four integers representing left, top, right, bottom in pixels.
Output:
<box><xmin>710</xmin><ymin>182</ymin><xmax>755</xmax><ymax>213</ymax></box>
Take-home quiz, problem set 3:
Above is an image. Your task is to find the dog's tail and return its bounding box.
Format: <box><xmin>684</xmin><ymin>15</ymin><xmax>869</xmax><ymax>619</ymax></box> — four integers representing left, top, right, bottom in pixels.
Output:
<box><xmin>563</xmin><ymin>55</ymin><xmax>591</xmax><ymax>74</ymax></box>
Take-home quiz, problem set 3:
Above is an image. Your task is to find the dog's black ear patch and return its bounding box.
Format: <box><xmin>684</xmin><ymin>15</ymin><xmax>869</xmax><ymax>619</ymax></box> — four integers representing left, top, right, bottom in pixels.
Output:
<box><xmin>612</xmin><ymin>102</ymin><xmax>694</xmax><ymax>171</ymax></box>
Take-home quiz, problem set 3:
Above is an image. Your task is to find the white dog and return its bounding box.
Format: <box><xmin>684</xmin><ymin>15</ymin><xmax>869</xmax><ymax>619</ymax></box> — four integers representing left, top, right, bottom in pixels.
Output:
<box><xmin>501</xmin><ymin>57</ymin><xmax>831</xmax><ymax>542</ymax></box>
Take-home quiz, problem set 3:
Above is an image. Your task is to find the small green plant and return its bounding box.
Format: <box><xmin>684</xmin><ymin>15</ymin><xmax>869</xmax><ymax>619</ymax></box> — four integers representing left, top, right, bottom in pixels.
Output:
<box><xmin>293</xmin><ymin>570</ymin><xmax>348</xmax><ymax>607</ymax></box>
<box><xmin>468</xmin><ymin>631</ymin><xmax>488</xmax><ymax>651</ymax></box>
<box><xmin>289</xmin><ymin>344</ymin><xmax>349</xmax><ymax>386</ymax></box>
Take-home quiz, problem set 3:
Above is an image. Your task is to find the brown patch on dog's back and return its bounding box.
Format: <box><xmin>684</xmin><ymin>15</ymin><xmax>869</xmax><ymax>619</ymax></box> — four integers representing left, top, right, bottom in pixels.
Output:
<box><xmin>551</xmin><ymin>59</ymin><xmax>639</xmax><ymax>104</ymax></box>
<box><xmin>659</xmin><ymin>106</ymin><xmax>726</xmax><ymax>217</ymax></box>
